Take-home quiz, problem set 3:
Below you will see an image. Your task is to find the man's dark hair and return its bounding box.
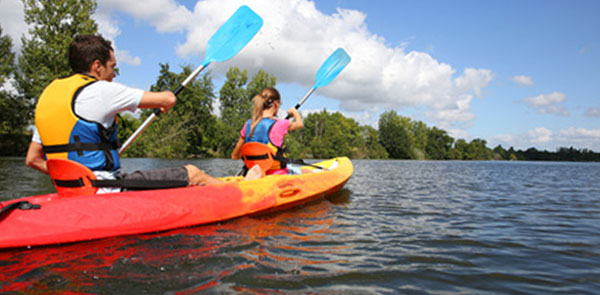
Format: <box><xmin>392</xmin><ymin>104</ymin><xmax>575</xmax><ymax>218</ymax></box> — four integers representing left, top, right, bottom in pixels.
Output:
<box><xmin>69</xmin><ymin>34</ymin><xmax>113</xmax><ymax>73</ymax></box>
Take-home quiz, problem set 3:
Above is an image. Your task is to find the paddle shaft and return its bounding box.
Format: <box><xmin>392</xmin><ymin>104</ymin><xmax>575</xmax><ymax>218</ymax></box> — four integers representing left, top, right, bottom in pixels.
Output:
<box><xmin>283</xmin><ymin>48</ymin><xmax>350</xmax><ymax>120</ymax></box>
<box><xmin>285</xmin><ymin>87</ymin><xmax>315</xmax><ymax>120</ymax></box>
<box><xmin>118</xmin><ymin>6</ymin><xmax>262</xmax><ymax>155</ymax></box>
<box><xmin>118</xmin><ymin>64</ymin><xmax>208</xmax><ymax>155</ymax></box>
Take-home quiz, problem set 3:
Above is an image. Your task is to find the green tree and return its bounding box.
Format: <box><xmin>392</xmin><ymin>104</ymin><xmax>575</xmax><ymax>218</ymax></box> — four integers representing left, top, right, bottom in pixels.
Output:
<box><xmin>492</xmin><ymin>145</ymin><xmax>507</xmax><ymax>160</ymax></box>
<box><xmin>0</xmin><ymin>25</ymin><xmax>30</xmax><ymax>155</ymax></box>
<box><xmin>410</xmin><ymin>120</ymin><xmax>429</xmax><ymax>159</ymax></box>
<box><xmin>153</xmin><ymin>64</ymin><xmax>216</xmax><ymax>157</ymax></box>
<box><xmin>246</xmin><ymin>70</ymin><xmax>277</xmax><ymax>99</ymax></box>
<box><xmin>426</xmin><ymin>126</ymin><xmax>454</xmax><ymax>160</ymax></box>
<box><xmin>451</xmin><ymin>138</ymin><xmax>493</xmax><ymax>160</ymax></box>
<box><xmin>16</xmin><ymin>0</ymin><xmax>98</xmax><ymax>123</ymax></box>
<box><xmin>467</xmin><ymin>138</ymin><xmax>493</xmax><ymax>160</ymax></box>
<box><xmin>289</xmin><ymin>110</ymin><xmax>362</xmax><ymax>159</ymax></box>
<box><xmin>122</xmin><ymin>64</ymin><xmax>217</xmax><ymax>158</ymax></box>
<box><xmin>116</xmin><ymin>113</ymin><xmax>142</xmax><ymax>156</ymax></box>
<box><xmin>507</xmin><ymin>146</ymin><xmax>518</xmax><ymax>160</ymax></box>
<box><xmin>1</xmin><ymin>25</ymin><xmax>17</xmax><ymax>133</ymax></box>
<box><xmin>378</xmin><ymin>110</ymin><xmax>413</xmax><ymax>159</ymax></box>
<box><xmin>359</xmin><ymin>125</ymin><xmax>388</xmax><ymax>159</ymax></box>
<box><xmin>0</xmin><ymin>26</ymin><xmax>15</xmax><ymax>87</ymax></box>
<box><xmin>450</xmin><ymin>138</ymin><xmax>468</xmax><ymax>160</ymax></box>
<box><xmin>216</xmin><ymin>68</ymin><xmax>249</xmax><ymax>157</ymax></box>
<box><xmin>283</xmin><ymin>133</ymin><xmax>310</xmax><ymax>159</ymax></box>
<box><xmin>216</xmin><ymin>68</ymin><xmax>276</xmax><ymax>157</ymax></box>
<box><xmin>219</xmin><ymin>67</ymin><xmax>249</xmax><ymax>129</ymax></box>
<box><xmin>326</xmin><ymin>112</ymin><xmax>362</xmax><ymax>158</ymax></box>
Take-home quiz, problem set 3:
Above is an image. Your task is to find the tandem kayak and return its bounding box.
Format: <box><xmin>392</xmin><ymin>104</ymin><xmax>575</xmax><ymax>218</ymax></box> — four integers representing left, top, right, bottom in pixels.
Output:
<box><xmin>0</xmin><ymin>157</ymin><xmax>352</xmax><ymax>249</ymax></box>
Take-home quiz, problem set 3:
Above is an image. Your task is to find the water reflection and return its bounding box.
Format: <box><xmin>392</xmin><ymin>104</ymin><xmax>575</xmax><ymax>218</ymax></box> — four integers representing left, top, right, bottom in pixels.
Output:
<box><xmin>0</xmin><ymin>157</ymin><xmax>55</xmax><ymax>200</ymax></box>
<box><xmin>2</xmin><ymin>158</ymin><xmax>600</xmax><ymax>294</ymax></box>
<box><xmin>0</xmin><ymin>189</ymin><xmax>350</xmax><ymax>294</ymax></box>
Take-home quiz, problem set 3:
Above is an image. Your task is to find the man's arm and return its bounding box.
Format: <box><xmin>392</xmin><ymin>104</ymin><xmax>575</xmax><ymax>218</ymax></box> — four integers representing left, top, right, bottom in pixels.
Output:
<box><xmin>138</xmin><ymin>91</ymin><xmax>176</xmax><ymax>112</ymax></box>
<box><xmin>25</xmin><ymin>141</ymin><xmax>48</xmax><ymax>174</ymax></box>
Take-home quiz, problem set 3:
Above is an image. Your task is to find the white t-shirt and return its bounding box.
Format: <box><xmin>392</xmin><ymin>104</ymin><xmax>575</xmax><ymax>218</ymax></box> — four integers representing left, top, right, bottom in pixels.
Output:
<box><xmin>32</xmin><ymin>80</ymin><xmax>143</xmax><ymax>143</ymax></box>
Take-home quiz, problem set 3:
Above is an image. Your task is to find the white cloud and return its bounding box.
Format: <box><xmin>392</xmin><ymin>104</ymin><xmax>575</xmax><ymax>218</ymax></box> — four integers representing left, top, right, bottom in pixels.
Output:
<box><xmin>93</xmin><ymin>9</ymin><xmax>121</xmax><ymax>40</ymax></box>
<box><xmin>342</xmin><ymin>111</ymin><xmax>375</xmax><ymax>127</ymax></box>
<box><xmin>167</xmin><ymin>0</ymin><xmax>494</xmax><ymax>131</ymax></box>
<box><xmin>528</xmin><ymin>127</ymin><xmax>553</xmax><ymax>144</ymax></box>
<box><xmin>512</xmin><ymin>75</ymin><xmax>533</xmax><ymax>86</ymax></box>
<box><xmin>555</xmin><ymin>128</ymin><xmax>600</xmax><ymax>151</ymax></box>
<box><xmin>95</xmin><ymin>0</ymin><xmax>192</xmax><ymax>33</ymax></box>
<box><xmin>486</xmin><ymin>127</ymin><xmax>554</xmax><ymax>151</ymax></box>
<box><xmin>488</xmin><ymin>133</ymin><xmax>515</xmax><ymax>147</ymax></box>
<box><xmin>559</xmin><ymin>127</ymin><xmax>600</xmax><ymax>140</ymax></box>
<box><xmin>447</xmin><ymin>128</ymin><xmax>469</xmax><ymax>141</ymax></box>
<box><xmin>0</xmin><ymin>0</ymin><xmax>26</xmax><ymax>52</ymax></box>
<box><xmin>93</xmin><ymin>5</ymin><xmax>142</xmax><ymax>66</ymax></box>
<box><xmin>212</xmin><ymin>97</ymin><xmax>221</xmax><ymax>118</ymax></box>
<box><xmin>1</xmin><ymin>77</ymin><xmax>18</xmax><ymax>95</ymax></box>
<box><xmin>115</xmin><ymin>49</ymin><xmax>142</xmax><ymax>66</ymax></box>
<box><xmin>489</xmin><ymin>127</ymin><xmax>600</xmax><ymax>152</ymax></box>
<box><xmin>3</xmin><ymin>0</ymin><xmax>495</xmax><ymax>131</ymax></box>
<box><xmin>523</xmin><ymin>91</ymin><xmax>565</xmax><ymax>106</ymax></box>
<box><xmin>455</xmin><ymin>68</ymin><xmax>494</xmax><ymax>98</ymax></box>
<box><xmin>522</xmin><ymin>91</ymin><xmax>569</xmax><ymax>116</ymax></box>
<box><xmin>0</xmin><ymin>0</ymin><xmax>143</xmax><ymax>67</ymax></box>
<box><xmin>584</xmin><ymin>106</ymin><xmax>600</xmax><ymax>118</ymax></box>
<box><xmin>486</xmin><ymin>128</ymin><xmax>551</xmax><ymax>150</ymax></box>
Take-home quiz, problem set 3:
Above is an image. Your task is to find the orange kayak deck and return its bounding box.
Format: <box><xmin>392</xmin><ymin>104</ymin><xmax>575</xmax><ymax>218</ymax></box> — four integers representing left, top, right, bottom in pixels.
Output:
<box><xmin>0</xmin><ymin>157</ymin><xmax>353</xmax><ymax>249</ymax></box>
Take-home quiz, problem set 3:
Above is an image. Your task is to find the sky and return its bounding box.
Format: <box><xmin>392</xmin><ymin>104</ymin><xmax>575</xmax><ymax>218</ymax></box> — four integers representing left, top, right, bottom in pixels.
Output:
<box><xmin>1</xmin><ymin>0</ymin><xmax>599</xmax><ymax>152</ymax></box>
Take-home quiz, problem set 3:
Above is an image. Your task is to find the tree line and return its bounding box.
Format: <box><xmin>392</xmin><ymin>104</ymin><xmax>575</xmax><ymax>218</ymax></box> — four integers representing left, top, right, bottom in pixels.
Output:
<box><xmin>1</xmin><ymin>0</ymin><xmax>599</xmax><ymax>162</ymax></box>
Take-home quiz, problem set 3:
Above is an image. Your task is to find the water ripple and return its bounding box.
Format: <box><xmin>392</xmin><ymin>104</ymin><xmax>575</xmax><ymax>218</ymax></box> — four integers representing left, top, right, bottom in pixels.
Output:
<box><xmin>1</xmin><ymin>159</ymin><xmax>600</xmax><ymax>294</ymax></box>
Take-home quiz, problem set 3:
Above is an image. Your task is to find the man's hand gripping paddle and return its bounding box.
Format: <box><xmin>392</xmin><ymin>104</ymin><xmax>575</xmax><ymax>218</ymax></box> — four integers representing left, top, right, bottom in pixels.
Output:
<box><xmin>119</xmin><ymin>5</ymin><xmax>263</xmax><ymax>154</ymax></box>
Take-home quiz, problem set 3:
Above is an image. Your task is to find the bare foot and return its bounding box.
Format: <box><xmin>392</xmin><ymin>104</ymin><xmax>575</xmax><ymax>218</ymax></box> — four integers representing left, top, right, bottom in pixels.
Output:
<box><xmin>243</xmin><ymin>164</ymin><xmax>263</xmax><ymax>181</ymax></box>
<box><xmin>185</xmin><ymin>165</ymin><xmax>223</xmax><ymax>186</ymax></box>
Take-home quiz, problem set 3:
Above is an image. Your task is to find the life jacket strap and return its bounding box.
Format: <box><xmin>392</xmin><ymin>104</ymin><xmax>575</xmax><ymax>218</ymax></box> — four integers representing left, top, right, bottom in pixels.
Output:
<box><xmin>42</xmin><ymin>139</ymin><xmax>119</xmax><ymax>155</ymax></box>
<box><xmin>52</xmin><ymin>178</ymin><xmax>86</xmax><ymax>188</ymax></box>
<box><xmin>51</xmin><ymin>178</ymin><xmax>188</xmax><ymax>190</ymax></box>
<box><xmin>243</xmin><ymin>154</ymin><xmax>270</xmax><ymax>161</ymax></box>
<box><xmin>91</xmin><ymin>179</ymin><xmax>188</xmax><ymax>190</ymax></box>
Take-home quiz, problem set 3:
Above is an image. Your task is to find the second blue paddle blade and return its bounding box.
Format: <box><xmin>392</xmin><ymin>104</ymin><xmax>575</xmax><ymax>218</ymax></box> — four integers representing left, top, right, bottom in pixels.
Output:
<box><xmin>314</xmin><ymin>48</ymin><xmax>351</xmax><ymax>88</ymax></box>
<box><xmin>203</xmin><ymin>5</ymin><xmax>263</xmax><ymax>66</ymax></box>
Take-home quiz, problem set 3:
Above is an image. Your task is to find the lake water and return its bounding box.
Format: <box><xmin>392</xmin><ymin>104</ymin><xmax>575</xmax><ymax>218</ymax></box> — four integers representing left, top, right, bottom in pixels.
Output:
<box><xmin>1</xmin><ymin>158</ymin><xmax>599</xmax><ymax>294</ymax></box>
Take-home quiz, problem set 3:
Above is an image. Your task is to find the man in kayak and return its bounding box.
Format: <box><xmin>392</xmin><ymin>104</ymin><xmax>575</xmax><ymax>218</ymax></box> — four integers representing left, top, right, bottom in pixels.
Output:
<box><xmin>25</xmin><ymin>34</ymin><xmax>260</xmax><ymax>193</ymax></box>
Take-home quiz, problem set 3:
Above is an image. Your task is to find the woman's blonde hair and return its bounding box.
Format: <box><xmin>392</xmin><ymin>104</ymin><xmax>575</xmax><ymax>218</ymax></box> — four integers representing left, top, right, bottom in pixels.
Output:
<box><xmin>248</xmin><ymin>87</ymin><xmax>280</xmax><ymax>139</ymax></box>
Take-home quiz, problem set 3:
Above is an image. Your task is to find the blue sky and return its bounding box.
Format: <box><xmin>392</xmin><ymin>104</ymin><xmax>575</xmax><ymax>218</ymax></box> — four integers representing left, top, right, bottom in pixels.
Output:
<box><xmin>1</xmin><ymin>0</ymin><xmax>599</xmax><ymax>151</ymax></box>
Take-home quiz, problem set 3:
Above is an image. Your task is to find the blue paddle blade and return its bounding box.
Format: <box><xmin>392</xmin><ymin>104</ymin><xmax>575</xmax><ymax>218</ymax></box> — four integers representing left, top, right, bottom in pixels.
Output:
<box><xmin>314</xmin><ymin>48</ymin><xmax>351</xmax><ymax>88</ymax></box>
<box><xmin>202</xmin><ymin>5</ymin><xmax>263</xmax><ymax>66</ymax></box>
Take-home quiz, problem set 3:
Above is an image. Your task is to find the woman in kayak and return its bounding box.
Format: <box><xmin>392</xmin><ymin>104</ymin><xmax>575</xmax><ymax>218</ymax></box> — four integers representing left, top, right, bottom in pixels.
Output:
<box><xmin>231</xmin><ymin>87</ymin><xmax>304</xmax><ymax>175</ymax></box>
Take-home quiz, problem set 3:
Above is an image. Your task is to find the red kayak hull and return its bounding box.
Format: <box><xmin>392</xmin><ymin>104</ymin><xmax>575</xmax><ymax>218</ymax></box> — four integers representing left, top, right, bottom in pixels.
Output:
<box><xmin>0</xmin><ymin>157</ymin><xmax>352</xmax><ymax>248</ymax></box>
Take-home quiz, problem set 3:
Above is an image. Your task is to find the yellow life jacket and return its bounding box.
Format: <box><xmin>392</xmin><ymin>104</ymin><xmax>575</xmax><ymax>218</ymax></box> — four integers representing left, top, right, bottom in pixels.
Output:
<box><xmin>35</xmin><ymin>74</ymin><xmax>120</xmax><ymax>171</ymax></box>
